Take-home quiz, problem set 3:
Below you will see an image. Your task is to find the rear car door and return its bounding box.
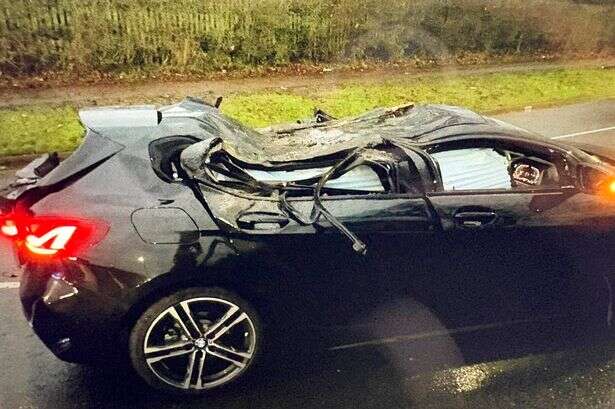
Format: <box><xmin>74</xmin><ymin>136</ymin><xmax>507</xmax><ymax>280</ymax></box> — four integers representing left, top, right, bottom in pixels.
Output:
<box><xmin>200</xmin><ymin>147</ymin><xmax>440</xmax><ymax>346</ymax></box>
<box><xmin>274</xmin><ymin>193</ymin><xmax>442</xmax><ymax>348</ymax></box>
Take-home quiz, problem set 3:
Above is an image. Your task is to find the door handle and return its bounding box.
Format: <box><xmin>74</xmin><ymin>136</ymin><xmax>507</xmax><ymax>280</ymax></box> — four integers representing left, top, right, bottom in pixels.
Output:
<box><xmin>453</xmin><ymin>211</ymin><xmax>497</xmax><ymax>227</ymax></box>
<box><xmin>236</xmin><ymin>212</ymin><xmax>290</xmax><ymax>230</ymax></box>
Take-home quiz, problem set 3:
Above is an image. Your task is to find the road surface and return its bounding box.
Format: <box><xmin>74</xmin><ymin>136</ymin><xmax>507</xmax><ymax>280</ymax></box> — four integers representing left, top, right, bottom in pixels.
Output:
<box><xmin>0</xmin><ymin>99</ymin><xmax>614</xmax><ymax>408</ymax></box>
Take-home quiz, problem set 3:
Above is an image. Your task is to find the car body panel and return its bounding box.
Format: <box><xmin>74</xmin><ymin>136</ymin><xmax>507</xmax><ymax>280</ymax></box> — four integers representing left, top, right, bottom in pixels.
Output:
<box><xmin>4</xmin><ymin>98</ymin><xmax>613</xmax><ymax>364</ymax></box>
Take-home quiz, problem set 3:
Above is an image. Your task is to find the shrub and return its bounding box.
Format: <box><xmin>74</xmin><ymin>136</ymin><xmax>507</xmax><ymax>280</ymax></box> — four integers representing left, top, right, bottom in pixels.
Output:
<box><xmin>0</xmin><ymin>0</ymin><xmax>612</xmax><ymax>76</ymax></box>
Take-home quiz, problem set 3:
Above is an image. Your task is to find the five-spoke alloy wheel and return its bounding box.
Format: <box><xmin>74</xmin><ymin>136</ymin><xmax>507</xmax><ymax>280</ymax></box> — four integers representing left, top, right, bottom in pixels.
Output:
<box><xmin>129</xmin><ymin>287</ymin><xmax>260</xmax><ymax>394</ymax></box>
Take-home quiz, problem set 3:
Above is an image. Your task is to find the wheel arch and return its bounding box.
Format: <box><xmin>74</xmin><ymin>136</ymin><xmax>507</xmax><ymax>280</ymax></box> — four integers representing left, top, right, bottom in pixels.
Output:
<box><xmin>118</xmin><ymin>268</ymin><xmax>273</xmax><ymax>339</ymax></box>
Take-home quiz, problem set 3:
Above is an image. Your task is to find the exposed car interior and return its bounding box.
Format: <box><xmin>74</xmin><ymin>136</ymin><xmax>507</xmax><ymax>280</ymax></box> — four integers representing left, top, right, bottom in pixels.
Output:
<box><xmin>181</xmin><ymin>141</ymin><xmax>425</xmax><ymax>197</ymax></box>
<box><xmin>428</xmin><ymin>144</ymin><xmax>563</xmax><ymax>191</ymax></box>
<box><xmin>180</xmin><ymin>139</ymin><xmax>429</xmax><ymax>253</ymax></box>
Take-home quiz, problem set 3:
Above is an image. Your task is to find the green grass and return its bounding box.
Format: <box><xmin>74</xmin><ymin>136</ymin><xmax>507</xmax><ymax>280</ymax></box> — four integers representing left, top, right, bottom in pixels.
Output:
<box><xmin>1</xmin><ymin>68</ymin><xmax>615</xmax><ymax>157</ymax></box>
<box><xmin>225</xmin><ymin>68</ymin><xmax>615</xmax><ymax>127</ymax></box>
<box><xmin>0</xmin><ymin>105</ymin><xmax>83</xmax><ymax>157</ymax></box>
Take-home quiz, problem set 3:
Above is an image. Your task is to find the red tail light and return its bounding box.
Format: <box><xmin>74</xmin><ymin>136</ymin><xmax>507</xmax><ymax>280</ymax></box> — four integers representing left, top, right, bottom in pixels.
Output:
<box><xmin>0</xmin><ymin>213</ymin><xmax>27</xmax><ymax>238</ymax></box>
<box><xmin>1</xmin><ymin>214</ymin><xmax>108</xmax><ymax>260</ymax></box>
<box><xmin>0</xmin><ymin>218</ymin><xmax>19</xmax><ymax>237</ymax></box>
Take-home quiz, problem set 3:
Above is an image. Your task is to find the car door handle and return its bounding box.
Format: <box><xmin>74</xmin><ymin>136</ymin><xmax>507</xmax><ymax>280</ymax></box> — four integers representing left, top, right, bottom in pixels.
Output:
<box><xmin>236</xmin><ymin>212</ymin><xmax>290</xmax><ymax>230</ymax></box>
<box><xmin>453</xmin><ymin>211</ymin><xmax>497</xmax><ymax>227</ymax></box>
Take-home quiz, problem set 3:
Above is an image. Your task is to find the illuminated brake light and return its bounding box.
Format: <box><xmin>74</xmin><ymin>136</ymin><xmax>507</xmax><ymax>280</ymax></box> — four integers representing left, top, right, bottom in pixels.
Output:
<box><xmin>1</xmin><ymin>219</ymin><xmax>19</xmax><ymax>237</ymax></box>
<box><xmin>25</xmin><ymin>226</ymin><xmax>78</xmax><ymax>255</ymax></box>
<box><xmin>609</xmin><ymin>180</ymin><xmax>615</xmax><ymax>194</ymax></box>
<box><xmin>1</xmin><ymin>214</ymin><xmax>108</xmax><ymax>259</ymax></box>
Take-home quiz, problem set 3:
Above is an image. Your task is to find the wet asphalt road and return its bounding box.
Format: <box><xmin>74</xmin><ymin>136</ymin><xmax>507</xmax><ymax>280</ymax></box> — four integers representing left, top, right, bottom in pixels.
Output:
<box><xmin>0</xmin><ymin>100</ymin><xmax>614</xmax><ymax>408</ymax></box>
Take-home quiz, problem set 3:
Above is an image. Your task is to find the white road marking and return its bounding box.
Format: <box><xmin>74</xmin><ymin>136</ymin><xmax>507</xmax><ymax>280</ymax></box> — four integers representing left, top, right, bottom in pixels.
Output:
<box><xmin>551</xmin><ymin>126</ymin><xmax>615</xmax><ymax>140</ymax></box>
<box><xmin>0</xmin><ymin>282</ymin><xmax>19</xmax><ymax>289</ymax></box>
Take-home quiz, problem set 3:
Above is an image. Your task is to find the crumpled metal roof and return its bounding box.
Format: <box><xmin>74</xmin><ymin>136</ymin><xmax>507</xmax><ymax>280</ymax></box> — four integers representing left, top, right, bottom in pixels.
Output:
<box><xmin>79</xmin><ymin>97</ymin><xmax>536</xmax><ymax>169</ymax></box>
<box><xmin>180</xmin><ymin>102</ymin><xmax>489</xmax><ymax>167</ymax></box>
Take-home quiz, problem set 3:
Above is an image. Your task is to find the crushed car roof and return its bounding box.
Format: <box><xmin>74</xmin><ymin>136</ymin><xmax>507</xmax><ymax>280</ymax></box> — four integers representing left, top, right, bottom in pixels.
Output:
<box><xmin>79</xmin><ymin>97</ymin><xmax>538</xmax><ymax>167</ymax></box>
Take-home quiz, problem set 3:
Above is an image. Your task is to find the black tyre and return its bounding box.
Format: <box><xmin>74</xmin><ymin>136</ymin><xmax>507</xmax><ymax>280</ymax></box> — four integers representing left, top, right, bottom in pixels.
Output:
<box><xmin>129</xmin><ymin>287</ymin><xmax>261</xmax><ymax>395</ymax></box>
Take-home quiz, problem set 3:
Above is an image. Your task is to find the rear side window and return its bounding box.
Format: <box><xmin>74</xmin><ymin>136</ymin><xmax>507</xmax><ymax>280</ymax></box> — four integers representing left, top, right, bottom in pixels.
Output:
<box><xmin>184</xmin><ymin>141</ymin><xmax>425</xmax><ymax>197</ymax></box>
<box><xmin>243</xmin><ymin>164</ymin><xmax>387</xmax><ymax>193</ymax></box>
<box><xmin>149</xmin><ymin>136</ymin><xmax>199</xmax><ymax>182</ymax></box>
<box><xmin>310</xmin><ymin>146</ymin><xmax>425</xmax><ymax>196</ymax></box>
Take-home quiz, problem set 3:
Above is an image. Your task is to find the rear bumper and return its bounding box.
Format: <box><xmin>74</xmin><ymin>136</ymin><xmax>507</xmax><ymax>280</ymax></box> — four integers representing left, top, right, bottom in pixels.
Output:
<box><xmin>19</xmin><ymin>263</ymin><xmax>128</xmax><ymax>363</ymax></box>
<box><xmin>28</xmin><ymin>298</ymin><xmax>89</xmax><ymax>362</ymax></box>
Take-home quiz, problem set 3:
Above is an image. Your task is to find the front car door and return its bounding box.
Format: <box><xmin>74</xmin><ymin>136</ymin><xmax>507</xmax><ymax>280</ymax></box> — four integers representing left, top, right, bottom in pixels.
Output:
<box><xmin>422</xmin><ymin>138</ymin><xmax>590</xmax><ymax>331</ymax></box>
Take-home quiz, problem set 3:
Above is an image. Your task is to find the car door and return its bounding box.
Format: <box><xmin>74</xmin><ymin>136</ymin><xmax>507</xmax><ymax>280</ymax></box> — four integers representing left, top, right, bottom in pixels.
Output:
<box><xmin>261</xmin><ymin>191</ymin><xmax>447</xmax><ymax>350</ymax></box>
<box><xmin>313</xmin><ymin>192</ymin><xmax>469</xmax><ymax>347</ymax></box>
<box><xmin>421</xmin><ymin>141</ymin><xmax>584</xmax><ymax>330</ymax></box>
<box><xmin>209</xmin><ymin>155</ymin><xmax>440</xmax><ymax>347</ymax></box>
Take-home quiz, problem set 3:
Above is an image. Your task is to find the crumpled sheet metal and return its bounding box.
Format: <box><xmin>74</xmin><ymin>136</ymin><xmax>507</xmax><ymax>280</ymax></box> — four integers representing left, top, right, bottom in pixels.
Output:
<box><xmin>181</xmin><ymin>135</ymin><xmax>388</xmax><ymax>193</ymax></box>
<box><xmin>182</xmin><ymin>104</ymin><xmax>487</xmax><ymax>168</ymax></box>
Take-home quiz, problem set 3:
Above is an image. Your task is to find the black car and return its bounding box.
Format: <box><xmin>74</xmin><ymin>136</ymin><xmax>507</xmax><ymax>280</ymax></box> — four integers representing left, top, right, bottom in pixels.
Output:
<box><xmin>1</xmin><ymin>97</ymin><xmax>614</xmax><ymax>394</ymax></box>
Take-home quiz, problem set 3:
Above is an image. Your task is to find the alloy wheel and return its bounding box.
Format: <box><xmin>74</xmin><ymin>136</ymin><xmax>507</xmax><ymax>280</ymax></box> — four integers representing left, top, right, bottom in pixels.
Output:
<box><xmin>142</xmin><ymin>297</ymin><xmax>257</xmax><ymax>390</ymax></box>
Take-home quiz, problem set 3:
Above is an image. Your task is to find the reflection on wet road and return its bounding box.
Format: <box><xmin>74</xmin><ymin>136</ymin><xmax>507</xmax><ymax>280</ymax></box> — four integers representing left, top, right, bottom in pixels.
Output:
<box><xmin>0</xmin><ymin>283</ymin><xmax>612</xmax><ymax>409</ymax></box>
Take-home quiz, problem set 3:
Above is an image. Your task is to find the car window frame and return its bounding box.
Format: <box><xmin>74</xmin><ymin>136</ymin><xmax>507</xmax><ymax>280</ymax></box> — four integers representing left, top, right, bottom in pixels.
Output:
<box><xmin>280</xmin><ymin>152</ymin><xmax>429</xmax><ymax>200</ymax></box>
<box><xmin>423</xmin><ymin>136</ymin><xmax>578</xmax><ymax>195</ymax></box>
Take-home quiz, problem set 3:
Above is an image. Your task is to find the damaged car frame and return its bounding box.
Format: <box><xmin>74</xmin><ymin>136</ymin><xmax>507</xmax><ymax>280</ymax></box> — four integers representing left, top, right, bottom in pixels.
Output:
<box><xmin>1</xmin><ymin>97</ymin><xmax>614</xmax><ymax>394</ymax></box>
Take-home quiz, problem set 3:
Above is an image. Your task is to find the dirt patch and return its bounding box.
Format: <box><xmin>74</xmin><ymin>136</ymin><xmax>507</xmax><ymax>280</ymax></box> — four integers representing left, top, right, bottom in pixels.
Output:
<box><xmin>2</xmin><ymin>59</ymin><xmax>613</xmax><ymax>109</ymax></box>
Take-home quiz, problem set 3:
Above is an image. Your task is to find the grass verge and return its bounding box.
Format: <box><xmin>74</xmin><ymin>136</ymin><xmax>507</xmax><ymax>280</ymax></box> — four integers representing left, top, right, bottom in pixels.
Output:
<box><xmin>1</xmin><ymin>67</ymin><xmax>614</xmax><ymax>157</ymax></box>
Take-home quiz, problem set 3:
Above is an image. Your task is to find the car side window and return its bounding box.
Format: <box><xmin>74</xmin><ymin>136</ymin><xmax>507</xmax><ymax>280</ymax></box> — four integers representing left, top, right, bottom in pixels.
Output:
<box><xmin>429</xmin><ymin>143</ymin><xmax>566</xmax><ymax>192</ymax></box>
<box><xmin>266</xmin><ymin>146</ymin><xmax>425</xmax><ymax>197</ymax></box>
<box><xmin>319</xmin><ymin>153</ymin><xmax>424</xmax><ymax>196</ymax></box>
<box><xmin>237</xmin><ymin>161</ymin><xmax>392</xmax><ymax>196</ymax></box>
